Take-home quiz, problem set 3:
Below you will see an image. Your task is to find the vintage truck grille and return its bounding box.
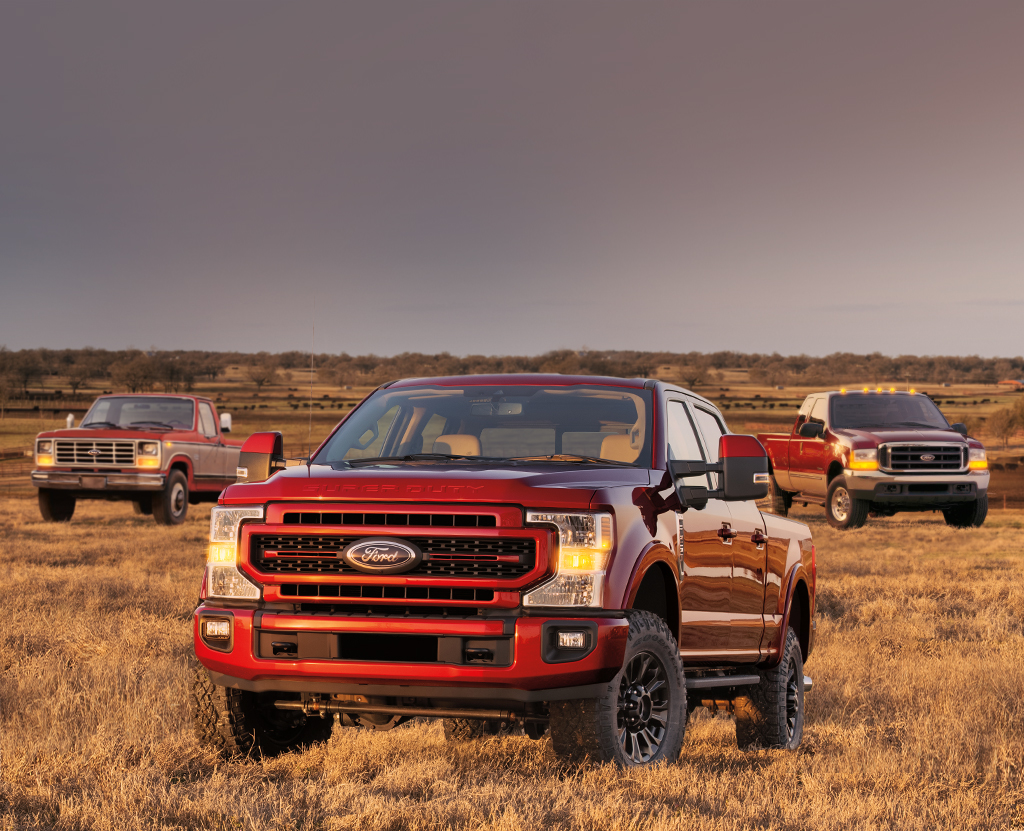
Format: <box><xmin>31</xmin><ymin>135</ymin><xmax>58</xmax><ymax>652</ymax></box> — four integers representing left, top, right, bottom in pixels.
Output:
<box><xmin>880</xmin><ymin>444</ymin><xmax>966</xmax><ymax>472</ymax></box>
<box><xmin>251</xmin><ymin>534</ymin><xmax>535</xmax><ymax>578</ymax></box>
<box><xmin>54</xmin><ymin>440</ymin><xmax>136</xmax><ymax>466</ymax></box>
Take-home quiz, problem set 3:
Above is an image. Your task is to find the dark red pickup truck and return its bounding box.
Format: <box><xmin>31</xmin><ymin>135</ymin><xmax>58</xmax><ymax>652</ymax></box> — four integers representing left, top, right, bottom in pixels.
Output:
<box><xmin>191</xmin><ymin>374</ymin><xmax>816</xmax><ymax>767</ymax></box>
<box><xmin>757</xmin><ymin>390</ymin><xmax>989</xmax><ymax>529</ymax></box>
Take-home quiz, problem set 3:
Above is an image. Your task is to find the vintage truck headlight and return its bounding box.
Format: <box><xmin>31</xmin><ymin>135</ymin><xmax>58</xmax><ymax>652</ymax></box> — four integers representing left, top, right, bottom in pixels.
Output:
<box><xmin>523</xmin><ymin>511</ymin><xmax>613</xmax><ymax>608</ymax></box>
<box><xmin>968</xmin><ymin>447</ymin><xmax>987</xmax><ymax>471</ymax></box>
<box><xmin>36</xmin><ymin>440</ymin><xmax>54</xmax><ymax>467</ymax></box>
<box><xmin>849</xmin><ymin>448</ymin><xmax>878</xmax><ymax>471</ymax></box>
<box><xmin>205</xmin><ymin>505</ymin><xmax>264</xmax><ymax>600</ymax></box>
<box><xmin>136</xmin><ymin>441</ymin><xmax>161</xmax><ymax>468</ymax></box>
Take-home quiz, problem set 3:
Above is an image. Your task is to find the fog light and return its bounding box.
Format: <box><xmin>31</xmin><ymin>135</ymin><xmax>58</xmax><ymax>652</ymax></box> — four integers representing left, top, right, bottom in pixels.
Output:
<box><xmin>557</xmin><ymin>631</ymin><xmax>587</xmax><ymax>650</ymax></box>
<box><xmin>203</xmin><ymin>619</ymin><xmax>231</xmax><ymax>640</ymax></box>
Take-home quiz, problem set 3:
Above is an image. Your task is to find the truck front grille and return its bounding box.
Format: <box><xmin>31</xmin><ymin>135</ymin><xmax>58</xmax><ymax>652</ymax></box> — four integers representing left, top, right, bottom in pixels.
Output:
<box><xmin>880</xmin><ymin>444</ymin><xmax>966</xmax><ymax>472</ymax></box>
<box><xmin>283</xmin><ymin>511</ymin><xmax>497</xmax><ymax>528</ymax></box>
<box><xmin>251</xmin><ymin>534</ymin><xmax>535</xmax><ymax>579</ymax></box>
<box><xmin>280</xmin><ymin>584</ymin><xmax>495</xmax><ymax>602</ymax></box>
<box><xmin>54</xmin><ymin>440</ymin><xmax>136</xmax><ymax>467</ymax></box>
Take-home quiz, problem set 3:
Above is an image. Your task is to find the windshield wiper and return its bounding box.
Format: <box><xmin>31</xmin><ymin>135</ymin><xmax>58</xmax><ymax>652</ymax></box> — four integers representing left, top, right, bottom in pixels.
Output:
<box><xmin>346</xmin><ymin>453</ymin><xmax>489</xmax><ymax>466</ymax></box>
<box><xmin>506</xmin><ymin>454</ymin><xmax>635</xmax><ymax>467</ymax></box>
<box><xmin>81</xmin><ymin>421</ymin><xmax>121</xmax><ymax>429</ymax></box>
<box><xmin>129</xmin><ymin>421</ymin><xmax>176</xmax><ymax>430</ymax></box>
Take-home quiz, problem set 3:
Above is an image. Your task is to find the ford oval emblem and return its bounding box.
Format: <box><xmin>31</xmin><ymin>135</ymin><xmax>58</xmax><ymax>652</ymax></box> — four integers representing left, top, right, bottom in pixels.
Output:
<box><xmin>342</xmin><ymin>538</ymin><xmax>422</xmax><ymax>574</ymax></box>
<box><xmin>87</xmin><ymin>449</ymin><xmax>101</xmax><ymax>456</ymax></box>
<box><xmin>920</xmin><ymin>454</ymin><xmax>936</xmax><ymax>462</ymax></box>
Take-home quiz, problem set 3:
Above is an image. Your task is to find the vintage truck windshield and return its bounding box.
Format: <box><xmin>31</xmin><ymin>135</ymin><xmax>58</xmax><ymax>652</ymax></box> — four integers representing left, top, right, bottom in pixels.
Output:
<box><xmin>81</xmin><ymin>396</ymin><xmax>196</xmax><ymax>430</ymax></box>
<box><xmin>314</xmin><ymin>384</ymin><xmax>653</xmax><ymax>467</ymax></box>
<box><xmin>830</xmin><ymin>394</ymin><xmax>949</xmax><ymax>430</ymax></box>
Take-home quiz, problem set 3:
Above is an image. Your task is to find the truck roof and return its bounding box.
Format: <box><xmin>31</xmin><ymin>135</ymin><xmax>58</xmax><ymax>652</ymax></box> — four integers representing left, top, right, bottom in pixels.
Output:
<box><xmin>387</xmin><ymin>373</ymin><xmax>650</xmax><ymax>389</ymax></box>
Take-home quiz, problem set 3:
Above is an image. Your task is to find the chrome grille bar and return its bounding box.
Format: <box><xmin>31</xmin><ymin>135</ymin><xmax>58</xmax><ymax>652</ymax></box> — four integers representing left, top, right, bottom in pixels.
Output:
<box><xmin>878</xmin><ymin>443</ymin><xmax>966</xmax><ymax>473</ymax></box>
<box><xmin>53</xmin><ymin>440</ymin><xmax>138</xmax><ymax>467</ymax></box>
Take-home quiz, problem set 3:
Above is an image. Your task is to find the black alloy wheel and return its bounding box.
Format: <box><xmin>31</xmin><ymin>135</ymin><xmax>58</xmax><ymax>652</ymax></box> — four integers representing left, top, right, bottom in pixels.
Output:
<box><xmin>616</xmin><ymin>651</ymin><xmax>671</xmax><ymax>763</ymax></box>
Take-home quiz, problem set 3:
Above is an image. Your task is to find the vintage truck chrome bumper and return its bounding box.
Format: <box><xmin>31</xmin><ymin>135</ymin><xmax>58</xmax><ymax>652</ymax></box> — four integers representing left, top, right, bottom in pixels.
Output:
<box><xmin>31</xmin><ymin>470</ymin><xmax>166</xmax><ymax>490</ymax></box>
<box><xmin>844</xmin><ymin>468</ymin><xmax>989</xmax><ymax>505</ymax></box>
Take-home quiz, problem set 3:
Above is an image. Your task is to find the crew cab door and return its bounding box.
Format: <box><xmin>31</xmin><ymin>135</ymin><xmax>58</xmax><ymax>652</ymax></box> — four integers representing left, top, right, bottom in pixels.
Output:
<box><xmin>791</xmin><ymin>396</ymin><xmax>829</xmax><ymax>496</ymax></box>
<box><xmin>195</xmin><ymin>402</ymin><xmax>226</xmax><ymax>490</ymax></box>
<box><xmin>666</xmin><ymin>399</ymin><xmax>732</xmax><ymax>657</ymax></box>
<box><xmin>689</xmin><ymin>403</ymin><xmax>768</xmax><ymax>658</ymax></box>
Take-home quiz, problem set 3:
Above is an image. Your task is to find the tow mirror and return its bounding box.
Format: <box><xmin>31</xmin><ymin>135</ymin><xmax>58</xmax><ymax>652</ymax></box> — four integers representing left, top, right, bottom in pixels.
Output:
<box><xmin>798</xmin><ymin>421</ymin><xmax>824</xmax><ymax>439</ymax></box>
<box><xmin>236</xmin><ymin>431</ymin><xmax>285</xmax><ymax>483</ymax></box>
<box><xmin>670</xmin><ymin>435</ymin><xmax>770</xmax><ymax>509</ymax></box>
<box><xmin>220</xmin><ymin>412</ymin><xmax>232</xmax><ymax>433</ymax></box>
<box><xmin>951</xmin><ymin>422</ymin><xmax>968</xmax><ymax>437</ymax></box>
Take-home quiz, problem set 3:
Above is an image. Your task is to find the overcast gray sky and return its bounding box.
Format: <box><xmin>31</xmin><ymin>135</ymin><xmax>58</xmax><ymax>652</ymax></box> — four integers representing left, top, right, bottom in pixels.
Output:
<box><xmin>1</xmin><ymin>1</ymin><xmax>1023</xmax><ymax>357</ymax></box>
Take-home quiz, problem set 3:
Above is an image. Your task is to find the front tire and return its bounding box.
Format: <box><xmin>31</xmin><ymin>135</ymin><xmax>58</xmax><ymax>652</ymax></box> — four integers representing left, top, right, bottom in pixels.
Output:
<box><xmin>826</xmin><ymin>476</ymin><xmax>868</xmax><ymax>530</ymax></box>
<box><xmin>190</xmin><ymin>666</ymin><xmax>333</xmax><ymax>758</ymax></box>
<box><xmin>38</xmin><ymin>489</ymin><xmax>75</xmax><ymax>522</ymax></box>
<box><xmin>549</xmin><ymin>611</ymin><xmax>686</xmax><ymax>767</ymax></box>
<box><xmin>153</xmin><ymin>470</ymin><xmax>188</xmax><ymax>525</ymax></box>
<box><xmin>943</xmin><ymin>494</ymin><xmax>987</xmax><ymax>528</ymax></box>
<box><xmin>734</xmin><ymin>627</ymin><xmax>805</xmax><ymax>751</ymax></box>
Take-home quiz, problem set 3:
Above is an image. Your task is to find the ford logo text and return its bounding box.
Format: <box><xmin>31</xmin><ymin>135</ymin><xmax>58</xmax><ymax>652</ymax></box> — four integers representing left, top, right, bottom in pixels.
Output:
<box><xmin>341</xmin><ymin>538</ymin><xmax>423</xmax><ymax>574</ymax></box>
<box><xmin>920</xmin><ymin>454</ymin><xmax>936</xmax><ymax>462</ymax></box>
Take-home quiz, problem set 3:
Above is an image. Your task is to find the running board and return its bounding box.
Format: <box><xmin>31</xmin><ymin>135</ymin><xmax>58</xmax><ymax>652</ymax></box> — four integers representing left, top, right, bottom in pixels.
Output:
<box><xmin>686</xmin><ymin>674</ymin><xmax>760</xmax><ymax>689</ymax></box>
<box><xmin>799</xmin><ymin>496</ymin><xmax>826</xmax><ymax>507</ymax></box>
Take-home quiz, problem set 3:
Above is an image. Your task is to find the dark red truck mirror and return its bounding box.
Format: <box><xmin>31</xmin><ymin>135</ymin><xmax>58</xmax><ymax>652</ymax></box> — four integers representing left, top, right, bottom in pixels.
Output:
<box><xmin>236</xmin><ymin>431</ymin><xmax>285</xmax><ymax>483</ymax></box>
<box><xmin>669</xmin><ymin>434</ymin><xmax>770</xmax><ymax>509</ymax></box>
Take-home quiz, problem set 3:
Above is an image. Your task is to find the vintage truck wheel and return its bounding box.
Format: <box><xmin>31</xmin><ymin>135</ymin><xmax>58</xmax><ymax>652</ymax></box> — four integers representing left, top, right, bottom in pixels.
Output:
<box><xmin>38</xmin><ymin>489</ymin><xmax>76</xmax><ymax>522</ymax></box>
<box><xmin>153</xmin><ymin>470</ymin><xmax>189</xmax><ymax>526</ymax></box>
<box><xmin>191</xmin><ymin>666</ymin><xmax>332</xmax><ymax>758</ymax></box>
<box><xmin>943</xmin><ymin>494</ymin><xmax>988</xmax><ymax>528</ymax></box>
<box><xmin>549</xmin><ymin>611</ymin><xmax>686</xmax><ymax>766</ymax></box>
<box><xmin>734</xmin><ymin>627</ymin><xmax>805</xmax><ymax>751</ymax></box>
<box><xmin>825</xmin><ymin>476</ymin><xmax>868</xmax><ymax>530</ymax></box>
<box><xmin>756</xmin><ymin>475</ymin><xmax>791</xmax><ymax>516</ymax></box>
<box><xmin>132</xmin><ymin>497</ymin><xmax>153</xmax><ymax>516</ymax></box>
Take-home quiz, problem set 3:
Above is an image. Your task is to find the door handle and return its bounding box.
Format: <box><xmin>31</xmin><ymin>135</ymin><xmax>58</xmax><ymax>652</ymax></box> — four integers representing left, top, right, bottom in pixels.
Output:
<box><xmin>751</xmin><ymin>530</ymin><xmax>767</xmax><ymax>547</ymax></box>
<box><xmin>717</xmin><ymin>524</ymin><xmax>738</xmax><ymax>543</ymax></box>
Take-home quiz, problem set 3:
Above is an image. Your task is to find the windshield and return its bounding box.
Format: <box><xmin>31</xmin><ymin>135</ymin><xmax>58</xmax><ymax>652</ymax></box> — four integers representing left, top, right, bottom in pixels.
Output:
<box><xmin>314</xmin><ymin>384</ymin><xmax>654</xmax><ymax>467</ymax></box>
<box><xmin>830</xmin><ymin>394</ymin><xmax>949</xmax><ymax>430</ymax></box>
<box><xmin>81</xmin><ymin>397</ymin><xmax>196</xmax><ymax>430</ymax></box>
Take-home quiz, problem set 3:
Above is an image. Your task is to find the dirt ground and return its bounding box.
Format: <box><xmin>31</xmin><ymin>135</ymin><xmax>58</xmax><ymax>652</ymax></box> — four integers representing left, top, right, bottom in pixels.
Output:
<box><xmin>0</xmin><ymin>497</ymin><xmax>1021</xmax><ymax>830</ymax></box>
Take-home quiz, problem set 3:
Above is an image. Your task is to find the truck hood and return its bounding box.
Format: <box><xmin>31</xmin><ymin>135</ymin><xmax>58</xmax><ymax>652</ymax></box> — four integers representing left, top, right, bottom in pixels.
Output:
<box><xmin>222</xmin><ymin>463</ymin><xmax>653</xmax><ymax>510</ymax></box>
<box><xmin>833</xmin><ymin>428</ymin><xmax>967</xmax><ymax>445</ymax></box>
<box><xmin>37</xmin><ymin>427</ymin><xmax>192</xmax><ymax>440</ymax></box>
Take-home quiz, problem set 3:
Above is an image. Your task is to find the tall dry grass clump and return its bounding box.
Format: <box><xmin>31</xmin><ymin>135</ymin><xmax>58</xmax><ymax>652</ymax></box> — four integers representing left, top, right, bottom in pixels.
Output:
<box><xmin>0</xmin><ymin>498</ymin><xmax>1021</xmax><ymax>830</ymax></box>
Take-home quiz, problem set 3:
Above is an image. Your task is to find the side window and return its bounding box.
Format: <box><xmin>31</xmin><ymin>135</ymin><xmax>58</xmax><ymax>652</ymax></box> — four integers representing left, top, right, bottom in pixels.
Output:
<box><xmin>809</xmin><ymin>397</ymin><xmax>828</xmax><ymax>425</ymax></box>
<box><xmin>666</xmin><ymin>401</ymin><xmax>707</xmax><ymax>489</ymax></box>
<box><xmin>691</xmin><ymin>406</ymin><xmax>725</xmax><ymax>462</ymax></box>
<box><xmin>198</xmin><ymin>403</ymin><xmax>218</xmax><ymax>438</ymax></box>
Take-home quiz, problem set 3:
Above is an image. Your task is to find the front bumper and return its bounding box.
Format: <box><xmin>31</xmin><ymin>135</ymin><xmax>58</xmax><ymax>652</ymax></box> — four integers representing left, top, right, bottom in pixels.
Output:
<box><xmin>845</xmin><ymin>468</ymin><xmax>989</xmax><ymax>506</ymax></box>
<box><xmin>194</xmin><ymin>607</ymin><xmax>629</xmax><ymax>702</ymax></box>
<box><xmin>32</xmin><ymin>470</ymin><xmax>166</xmax><ymax>491</ymax></box>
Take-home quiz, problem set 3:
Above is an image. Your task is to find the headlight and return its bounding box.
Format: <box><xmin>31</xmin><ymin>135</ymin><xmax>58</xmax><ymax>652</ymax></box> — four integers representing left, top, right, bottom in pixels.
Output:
<box><xmin>205</xmin><ymin>505</ymin><xmax>264</xmax><ymax>600</ymax></box>
<box><xmin>849</xmin><ymin>448</ymin><xmax>878</xmax><ymax>471</ymax></box>
<box><xmin>137</xmin><ymin>441</ymin><xmax>160</xmax><ymax>467</ymax></box>
<box><xmin>36</xmin><ymin>440</ymin><xmax>54</xmax><ymax>466</ymax></box>
<box><xmin>968</xmin><ymin>447</ymin><xmax>987</xmax><ymax>471</ymax></box>
<box><xmin>523</xmin><ymin>511</ymin><xmax>613</xmax><ymax>608</ymax></box>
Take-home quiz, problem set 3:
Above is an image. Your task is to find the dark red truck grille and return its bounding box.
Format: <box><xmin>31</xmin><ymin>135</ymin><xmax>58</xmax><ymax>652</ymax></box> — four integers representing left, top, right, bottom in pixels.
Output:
<box><xmin>880</xmin><ymin>444</ymin><xmax>966</xmax><ymax>472</ymax></box>
<box><xmin>251</xmin><ymin>534</ymin><xmax>536</xmax><ymax>579</ymax></box>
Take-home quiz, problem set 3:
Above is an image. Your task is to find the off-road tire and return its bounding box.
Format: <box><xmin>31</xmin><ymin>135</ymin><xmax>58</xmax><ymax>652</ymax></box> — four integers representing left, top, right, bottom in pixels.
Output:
<box><xmin>549</xmin><ymin>611</ymin><xmax>686</xmax><ymax>767</ymax></box>
<box><xmin>190</xmin><ymin>665</ymin><xmax>333</xmax><ymax>758</ymax></box>
<box><xmin>943</xmin><ymin>494</ymin><xmax>988</xmax><ymax>529</ymax></box>
<box><xmin>825</xmin><ymin>476</ymin><xmax>868</xmax><ymax>530</ymax></box>
<box><xmin>734</xmin><ymin>627</ymin><xmax>805</xmax><ymax>751</ymax></box>
<box><xmin>442</xmin><ymin>718</ymin><xmax>485</xmax><ymax>741</ymax></box>
<box><xmin>153</xmin><ymin>470</ymin><xmax>189</xmax><ymax>526</ymax></box>
<box><xmin>38</xmin><ymin>489</ymin><xmax>75</xmax><ymax>522</ymax></box>
<box><xmin>756</xmin><ymin>475</ymin><xmax>791</xmax><ymax>517</ymax></box>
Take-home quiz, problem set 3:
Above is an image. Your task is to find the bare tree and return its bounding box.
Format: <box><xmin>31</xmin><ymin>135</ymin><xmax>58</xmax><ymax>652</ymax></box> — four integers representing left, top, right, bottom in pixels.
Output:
<box><xmin>246</xmin><ymin>361</ymin><xmax>279</xmax><ymax>391</ymax></box>
<box><xmin>110</xmin><ymin>356</ymin><xmax>155</xmax><ymax>393</ymax></box>
<box><xmin>985</xmin><ymin>408</ymin><xmax>1017</xmax><ymax>450</ymax></box>
<box><xmin>67</xmin><ymin>363</ymin><xmax>94</xmax><ymax>394</ymax></box>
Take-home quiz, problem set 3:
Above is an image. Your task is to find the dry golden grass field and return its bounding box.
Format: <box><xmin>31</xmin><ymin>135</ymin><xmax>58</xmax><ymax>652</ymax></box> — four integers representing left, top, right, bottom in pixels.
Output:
<box><xmin>0</xmin><ymin>497</ymin><xmax>1022</xmax><ymax>830</ymax></box>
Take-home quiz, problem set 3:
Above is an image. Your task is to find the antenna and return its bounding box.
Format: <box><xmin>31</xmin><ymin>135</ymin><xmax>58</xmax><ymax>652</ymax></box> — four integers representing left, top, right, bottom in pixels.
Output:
<box><xmin>308</xmin><ymin>314</ymin><xmax>314</xmax><ymax>464</ymax></box>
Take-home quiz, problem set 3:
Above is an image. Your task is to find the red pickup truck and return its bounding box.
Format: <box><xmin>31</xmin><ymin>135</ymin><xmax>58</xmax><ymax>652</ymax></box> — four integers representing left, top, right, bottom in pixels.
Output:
<box><xmin>32</xmin><ymin>393</ymin><xmax>241</xmax><ymax>525</ymax></box>
<box><xmin>191</xmin><ymin>374</ymin><xmax>816</xmax><ymax>768</ymax></box>
<box><xmin>757</xmin><ymin>390</ymin><xmax>989</xmax><ymax>530</ymax></box>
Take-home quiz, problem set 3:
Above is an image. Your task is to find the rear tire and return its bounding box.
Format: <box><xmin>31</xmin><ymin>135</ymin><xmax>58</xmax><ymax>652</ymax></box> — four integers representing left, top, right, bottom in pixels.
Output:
<box><xmin>190</xmin><ymin>666</ymin><xmax>333</xmax><ymax>758</ymax></box>
<box><xmin>825</xmin><ymin>476</ymin><xmax>868</xmax><ymax>530</ymax></box>
<box><xmin>756</xmin><ymin>475</ymin><xmax>791</xmax><ymax>516</ymax></box>
<box><xmin>943</xmin><ymin>494</ymin><xmax>987</xmax><ymax>528</ymax></box>
<box><xmin>153</xmin><ymin>470</ymin><xmax>188</xmax><ymax>525</ymax></box>
<box><xmin>734</xmin><ymin>627</ymin><xmax>805</xmax><ymax>751</ymax></box>
<box><xmin>549</xmin><ymin>611</ymin><xmax>686</xmax><ymax>767</ymax></box>
<box><xmin>38</xmin><ymin>489</ymin><xmax>75</xmax><ymax>522</ymax></box>
<box><xmin>442</xmin><ymin>718</ymin><xmax>485</xmax><ymax>742</ymax></box>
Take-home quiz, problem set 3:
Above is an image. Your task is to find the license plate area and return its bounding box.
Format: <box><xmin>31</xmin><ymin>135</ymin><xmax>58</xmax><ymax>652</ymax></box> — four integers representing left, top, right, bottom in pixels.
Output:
<box><xmin>257</xmin><ymin>631</ymin><xmax>511</xmax><ymax>665</ymax></box>
<box><xmin>80</xmin><ymin>475</ymin><xmax>106</xmax><ymax>489</ymax></box>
